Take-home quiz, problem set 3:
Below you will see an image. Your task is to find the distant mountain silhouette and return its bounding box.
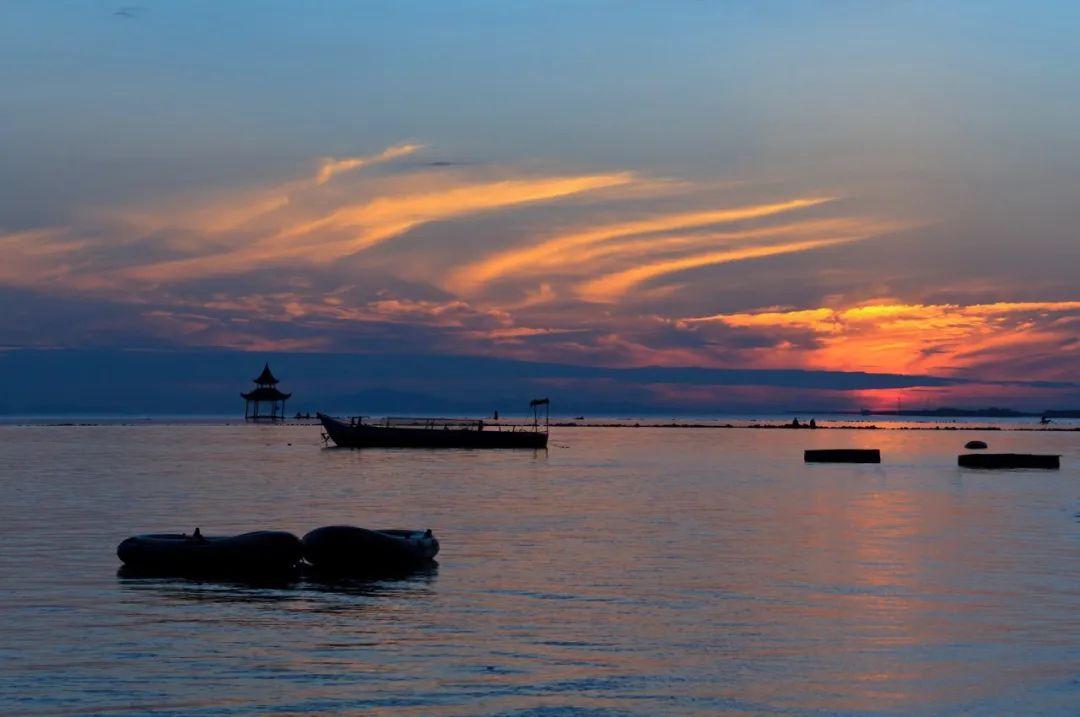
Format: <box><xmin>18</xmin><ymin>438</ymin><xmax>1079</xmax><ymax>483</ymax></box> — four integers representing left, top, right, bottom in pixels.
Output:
<box><xmin>0</xmin><ymin>348</ymin><xmax>1073</xmax><ymax>416</ymax></box>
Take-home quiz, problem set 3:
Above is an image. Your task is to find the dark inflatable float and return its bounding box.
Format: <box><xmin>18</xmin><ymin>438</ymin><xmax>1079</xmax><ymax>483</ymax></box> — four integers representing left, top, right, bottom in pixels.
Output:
<box><xmin>302</xmin><ymin>525</ymin><xmax>439</xmax><ymax>574</ymax></box>
<box><xmin>964</xmin><ymin>440</ymin><xmax>988</xmax><ymax>449</ymax></box>
<box><xmin>804</xmin><ymin>449</ymin><xmax>881</xmax><ymax>464</ymax></box>
<box><xmin>117</xmin><ymin>530</ymin><xmax>303</xmax><ymax>575</ymax></box>
<box><xmin>958</xmin><ymin>453</ymin><xmax>1060</xmax><ymax>469</ymax></box>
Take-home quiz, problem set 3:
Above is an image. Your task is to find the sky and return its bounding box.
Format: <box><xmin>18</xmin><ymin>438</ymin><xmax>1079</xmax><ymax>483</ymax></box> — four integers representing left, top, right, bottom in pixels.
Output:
<box><xmin>1</xmin><ymin>1</ymin><xmax>1078</xmax><ymax>412</ymax></box>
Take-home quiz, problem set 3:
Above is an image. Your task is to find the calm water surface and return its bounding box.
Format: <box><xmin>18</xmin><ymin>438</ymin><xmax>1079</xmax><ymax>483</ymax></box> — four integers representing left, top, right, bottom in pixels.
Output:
<box><xmin>1</xmin><ymin>425</ymin><xmax>1077</xmax><ymax>715</ymax></box>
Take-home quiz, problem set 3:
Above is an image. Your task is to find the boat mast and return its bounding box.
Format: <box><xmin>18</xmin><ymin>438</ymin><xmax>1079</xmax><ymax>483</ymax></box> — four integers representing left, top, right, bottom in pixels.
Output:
<box><xmin>530</xmin><ymin>398</ymin><xmax>550</xmax><ymax>433</ymax></box>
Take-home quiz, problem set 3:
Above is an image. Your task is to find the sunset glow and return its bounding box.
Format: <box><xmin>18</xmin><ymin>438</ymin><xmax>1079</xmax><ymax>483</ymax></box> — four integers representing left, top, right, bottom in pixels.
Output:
<box><xmin>685</xmin><ymin>301</ymin><xmax>1080</xmax><ymax>378</ymax></box>
<box><xmin>2</xmin><ymin>141</ymin><xmax>1077</xmax><ymax>409</ymax></box>
<box><xmin>2</xmin><ymin>1</ymin><xmax>1077</xmax><ymax>411</ymax></box>
<box><xmin>5</xmin><ymin>7</ymin><xmax>1080</xmax><ymax>716</ymax></box>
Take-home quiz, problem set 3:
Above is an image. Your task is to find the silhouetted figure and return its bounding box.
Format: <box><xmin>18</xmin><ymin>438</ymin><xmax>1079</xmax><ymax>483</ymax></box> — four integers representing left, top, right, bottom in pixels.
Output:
<box><xmin>493</xmin><ymin>410</ymin><xmax>499</xmax><ymax>420</ymax></box>
<box><xmin>791</xmin><ymin>417</ymin><xmax>801</xmax><ymax>428</ymax></box>
<box><xmin>192</xmin><ymin>527</ymin><xmax>205</xmax><ymax>542</ymax></box>
<box><xmin>809</xmin><ymin>418</ymin><xmax>817</xmax><ymax>429</ymax></box>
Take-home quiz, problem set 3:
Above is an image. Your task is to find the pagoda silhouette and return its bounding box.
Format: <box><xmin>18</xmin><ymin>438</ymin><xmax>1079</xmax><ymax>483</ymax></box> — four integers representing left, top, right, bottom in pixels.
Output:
<box><xmin>241</xmin><ymin>363</ymin><xmax>291</xmax><ymax>422</ymax></box>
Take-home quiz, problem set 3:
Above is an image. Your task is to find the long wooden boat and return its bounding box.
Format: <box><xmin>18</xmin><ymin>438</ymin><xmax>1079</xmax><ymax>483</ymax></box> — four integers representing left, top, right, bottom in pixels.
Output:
<box><xmin>318</xmin><ymin>399</ymin><xmax>549</xmax><ymax>449</ymax></box>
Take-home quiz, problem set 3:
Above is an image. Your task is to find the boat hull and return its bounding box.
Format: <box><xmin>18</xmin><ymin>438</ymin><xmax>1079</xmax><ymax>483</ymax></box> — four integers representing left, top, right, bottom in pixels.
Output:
<box><xmin>319</xmin><ymin>414</ymin><xmax>547</xmax><ymax>449</ymax></box>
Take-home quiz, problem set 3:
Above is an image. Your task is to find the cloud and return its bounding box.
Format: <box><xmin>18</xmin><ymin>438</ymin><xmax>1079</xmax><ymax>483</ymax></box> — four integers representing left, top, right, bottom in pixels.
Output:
<box><xmin>313</xmin><ymin>143</ymin><xmax>424</xmax><ymax>185</ymax></box>
<box><xmin>120</xmin><ymin>170</ymin><xmax>636</xmax><ymax>283</ymax></box>
<box><xmin>446</xmin><ymin>196</ymin><xmax>836</xmax><ymax>294</ymax></box>
<box><xmin>684</xmin><ymin>300</ymin><xmax>1080</xmax><ymax>379</ymax></box>
<box><xmin>577</xmin><ymin>236</ymin><xmax>865</xmax><ymax>303</ymax></box>
<box><xmin>108</xmin><ymin>143</ymin><xmax>424</xmax><ymax>238</ymax></box>
<box><xmin>5</xmin><ymin>141</ymin><xmax>1073</xmax><ymax>405</ymax></box>
<box><xmin>0</xmin><ymin>228</ymin><xmax>90</xmax><ymax>286</ymax></box>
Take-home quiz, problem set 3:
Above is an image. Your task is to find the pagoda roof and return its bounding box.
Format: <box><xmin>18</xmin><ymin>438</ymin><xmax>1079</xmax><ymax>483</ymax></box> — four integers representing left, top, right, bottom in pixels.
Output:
<box><xmin>253</xmin><ymin>363</ymin><xmax>279</xmax><ymax>385</ymax></box>
<box><xmin>241</xmin><ymin>387</ymin><xmax>291</xmax><ymax>401</ymax></box>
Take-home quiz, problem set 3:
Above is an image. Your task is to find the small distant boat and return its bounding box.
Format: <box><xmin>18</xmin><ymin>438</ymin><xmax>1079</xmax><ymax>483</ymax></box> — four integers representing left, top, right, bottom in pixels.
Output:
<box><xmin>117</xmin><ymin>530</ymin><xmax>302</xmax><ymax>574</ymax></box>
<box><xmin>318</xmin><ymin>398</ymin><xmax>549</xmax><ymax>449</ymax></box>
<box><xmin>303</xmin><ymin>525</ymin><xmax>439</xmax><ymax>573</ymax></box>
<box><xmin>965</xmin><ymin>440</ymin><xmax>988</xmax><ymax>450</ymax></box>
<box><xmin>804</xmin><ymin>449</ymin><xmax>881</xmax><ymax>463</ymax></box>
<box><xmin>958</xmin><ymin>453</ymin><xmax>1060</xmax><ymax>469</ymax></box>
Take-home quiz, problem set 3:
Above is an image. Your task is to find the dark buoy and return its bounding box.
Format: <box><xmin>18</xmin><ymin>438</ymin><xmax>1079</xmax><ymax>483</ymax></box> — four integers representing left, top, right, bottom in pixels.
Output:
<box><xmin>958</xmin><ymin>453</ymin><xmax>1060</xmax><ymax>469</ymax></box>
<box><xmin>117</xmin><ymin>530</ymin><xmax>302</xmax><ymax>575</ymax></box>
<box><xmin>302</xmin><ymin>525</ymin><xmax>439</xmax><ymax>574</ymax></box>
<box><xmin>804</xmin><ymin>449</ymin><xmax>881</xmax><ymax>463</ymax></box>
<box><xmin>965</xmin><ymin>440</ymin><xmax>988</xmax><ymax>449</ymax></box>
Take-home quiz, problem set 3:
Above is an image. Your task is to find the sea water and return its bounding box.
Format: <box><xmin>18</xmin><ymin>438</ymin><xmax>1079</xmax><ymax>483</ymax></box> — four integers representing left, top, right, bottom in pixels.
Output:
<box><xmin>0</xmin><ymin>423</ymin><xmax>1077</xmax><ymax>715</ymax></box>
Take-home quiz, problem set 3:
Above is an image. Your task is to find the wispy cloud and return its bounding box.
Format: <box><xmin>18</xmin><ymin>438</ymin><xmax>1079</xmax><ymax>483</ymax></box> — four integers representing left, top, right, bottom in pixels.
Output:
<box><xmin>0</xmin><ymin>228</ymin><xmax>89</xmax><ymax>285</ymax></box>
<box><xmin>110</xmin><ymin>143</ymin><xmax>425</xmax><ymax>237</ymax></box>
<box><xmin>314</xmin><ymin>143</ymin><xmax>424</xmax><ymax>185</ymax></box>
<box><xmin>578</xmin><ymin>236</ymin><xmax>865</xmax><ymax>303</ymax></box>
<box><xmin>447</xmin><ymin>197</ymin><xmax>836</xmax><ymax>294</ymax></box>
<box><xmin>121</xmin><ymin>171</ymin><xmax>635</xmax><ymax>283</ymax></box>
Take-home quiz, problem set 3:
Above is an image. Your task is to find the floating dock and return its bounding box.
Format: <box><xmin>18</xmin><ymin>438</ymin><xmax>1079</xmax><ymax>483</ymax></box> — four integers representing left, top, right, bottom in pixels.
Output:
<box><xmin>804</xmin><ymin>449</ymin><xmax>881</xmax><ymax>463</ymax></box>
<box><xmin>958</xmin><ymin>453</ymin><xmax>1060</xmax><ymax>469</ymax></box>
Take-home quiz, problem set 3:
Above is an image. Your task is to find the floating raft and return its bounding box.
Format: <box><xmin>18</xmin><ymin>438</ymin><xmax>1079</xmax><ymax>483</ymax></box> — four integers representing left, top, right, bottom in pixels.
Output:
<box><xmin>804</xmin><ymin>449</ymin><xmax>881</xmax><ymax>463</ymax></box>
<box><xmin>117</xmin><ymin>530</ymin><xmax>303</xmax><ymax>575</ymax></box>
<box><xmin>958</xmin><ymin>453</ymin><xmax>1060</xmax><ymax>469</ymax></box>
<box><xmin>964</xmin><ymin>440</ymin><xmax>988</xmax><ymax>450</ymax></box>
<box><xmin>302</xmin><ymin>525</ymin><xmax>440</xmax><ymax>574</ymax></box>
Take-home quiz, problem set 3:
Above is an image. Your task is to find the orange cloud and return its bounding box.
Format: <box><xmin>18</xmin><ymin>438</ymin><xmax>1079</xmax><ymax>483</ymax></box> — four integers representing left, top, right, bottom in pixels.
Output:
<box><xmin>685</xmin><ymin>300</ymin><xmax>1080</xmax><ymax>378</ymax></box>
<box><xmin>111</xmin><ymin>143</ymin><xmax>424</xmax><ymax>237</ymax></box>
<box><xmin>447</xmin><ymin>196</ymin><xmax>836</xmax><ymax>294</ymax></box>
<box><xmin>272</xmin><ymin>172</ymin><xmax>635</xmax><ymax>249</ymax></box>
<box><xmin>0</xmin><ymin>228</ymin><xmax>90</xmax><ymax>285</ymax></box>
<box><xmin>122</xmin><ymin>171</ymin><xmax>635</xmax><ymax>283</ymax></box>
<box><xmin>560</xmin><ymin>217</ymin><xmax>865</xmax><ymax>268</ymax></box>
<box><xmin>313</xmin><ymin>143</ymin><xmax>423</xmax><ymax>185</ymax></box>
<box><xmin>691</xmin><ymin>301</ymin><xmax>1080</xmax><ymax>329</ymax></box>
<box><xmin>578</xmin><ymin>236</ymin><xmax>864</xmax><ymax>303</ymax></box>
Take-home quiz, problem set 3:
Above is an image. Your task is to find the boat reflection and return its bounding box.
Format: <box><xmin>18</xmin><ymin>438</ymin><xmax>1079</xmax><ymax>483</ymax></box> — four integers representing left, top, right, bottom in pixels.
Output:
<box><xmin>303</xmin><ymin>560</ymin><xmax>439</xmax><ymax>593</ymax></box>
<box><xmin>117</xmin><ymin>564</ymin><xmax>301</xmax><ymax>589</ymax></box>
<box><xmin>116</xmin><ymin>561</ymin><xmax>439</xmax><ymax>604</ymax></box>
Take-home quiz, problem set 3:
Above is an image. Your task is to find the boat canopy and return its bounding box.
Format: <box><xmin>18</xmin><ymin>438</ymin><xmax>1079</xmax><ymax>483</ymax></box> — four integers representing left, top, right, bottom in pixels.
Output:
<box><xmin>382</xmin><ymin>416</ymin><xmax>485</xmax><ymax>429</ymax></box>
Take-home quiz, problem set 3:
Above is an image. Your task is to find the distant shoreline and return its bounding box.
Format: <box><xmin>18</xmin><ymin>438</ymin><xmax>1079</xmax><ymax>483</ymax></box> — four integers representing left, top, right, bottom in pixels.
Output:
<box><xmin>557</xmin><ymin>421</ymin><xmax>1080</xmax><ymax>431</ymax></box>
<box><xmin>4</xmin><ymin>420</ymin><xmax>1076</xmax><ymax>432</ymax></box>
<box><xmin>835</xmin><ymin>409</ymin><xmax>1080</xmax><ymax>419</ymax></box>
